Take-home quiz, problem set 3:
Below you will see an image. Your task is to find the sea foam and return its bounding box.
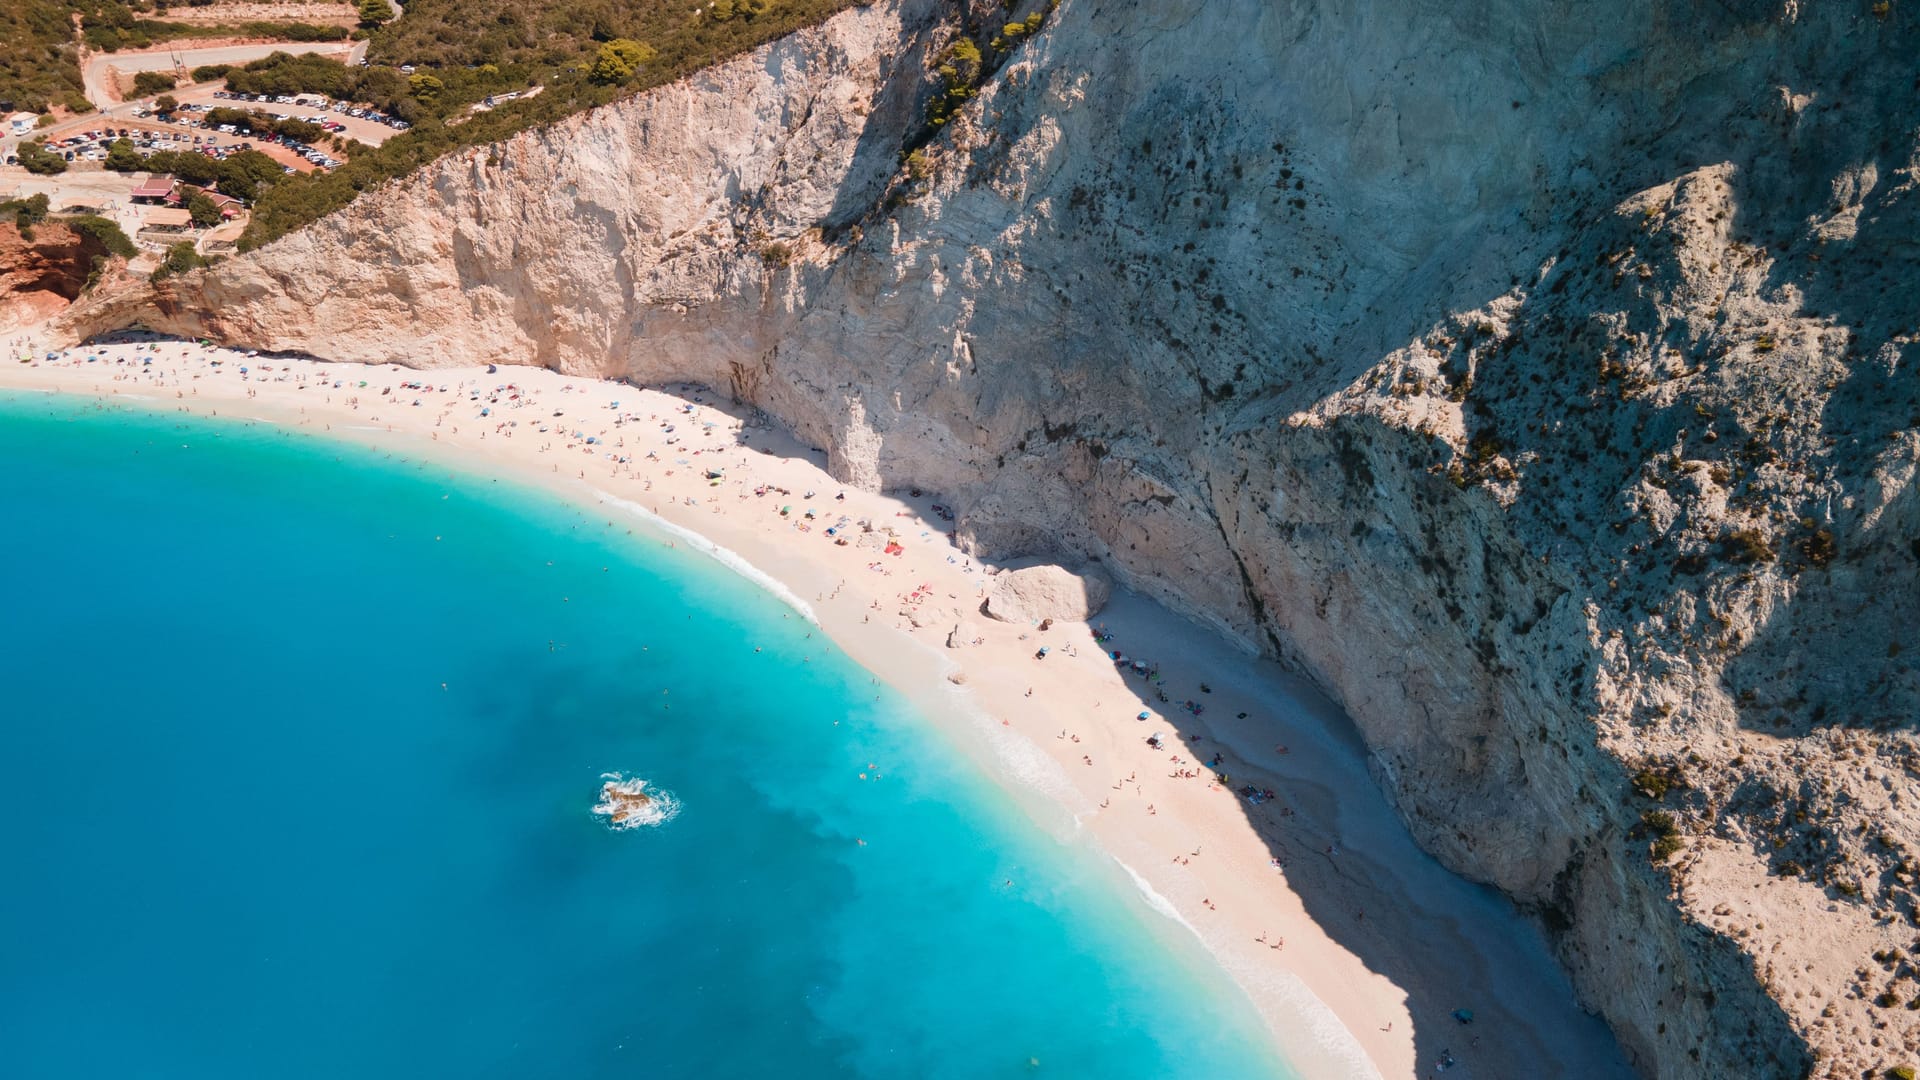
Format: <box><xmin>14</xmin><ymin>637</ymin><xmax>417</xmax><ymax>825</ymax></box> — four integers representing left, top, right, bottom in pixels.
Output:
<box><xmin>592</xmin><ymin>773</ymin><xmax>681</xmax><ymax>830</ymax></box>
<box><xmin>591</xmin><ymin>488</ymin><xmax>821</xmax><ymax>625</ymax></box>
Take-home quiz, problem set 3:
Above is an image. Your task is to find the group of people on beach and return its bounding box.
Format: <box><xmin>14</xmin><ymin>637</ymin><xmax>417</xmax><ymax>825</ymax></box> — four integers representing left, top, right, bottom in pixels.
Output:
<box><xmin>5</xmin><ymin>332</ymin><xmax>1519</xmax><ymax>1077</ymax></box>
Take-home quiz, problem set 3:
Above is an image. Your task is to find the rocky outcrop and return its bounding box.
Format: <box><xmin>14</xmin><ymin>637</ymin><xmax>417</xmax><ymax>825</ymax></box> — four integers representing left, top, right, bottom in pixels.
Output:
<box><xmin>0</xmin><ymin>222</ymin><xmax>112</xmax><ymax>332</ymax></box>
<box><xmin>982</xmin><ymin>562</ymin><xmax>1112</xmax><ymax>624</ymax></box>
<box><xmin>53</xmin><ymin>0</ymin><xmax>1920</xmax><ymax>1075</ymax></box>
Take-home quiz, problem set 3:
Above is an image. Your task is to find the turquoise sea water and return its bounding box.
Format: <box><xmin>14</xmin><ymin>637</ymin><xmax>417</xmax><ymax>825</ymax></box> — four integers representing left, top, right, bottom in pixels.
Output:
<box><xmin>0</xmin><ymin>395</ymin><xmax>1290</xmax><ymax>1079</ymax></box>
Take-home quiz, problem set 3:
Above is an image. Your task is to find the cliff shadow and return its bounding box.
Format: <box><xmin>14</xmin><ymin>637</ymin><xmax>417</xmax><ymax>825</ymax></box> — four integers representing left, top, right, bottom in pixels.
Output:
<box><xmin>808</xmin><ymin>2</ymin><xmax>949</xmax><ymax>240</ymax></box>
<box><xmin>1720</xmin><ymin>456</ymin><xmax>1920</xmax><ymax>739</ymax></box>
<box><xmin>978</xmin><ymin>580</ymin><xmax>1639</xmax><ymax>1079</ymax></box>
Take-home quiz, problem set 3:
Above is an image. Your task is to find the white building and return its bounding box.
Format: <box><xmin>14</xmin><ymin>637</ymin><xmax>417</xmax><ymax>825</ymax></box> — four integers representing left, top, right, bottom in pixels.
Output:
<box><xmin>8</xmin><ymin>112</ymin><xmax>39</xmax><ymax>137</ymax></box>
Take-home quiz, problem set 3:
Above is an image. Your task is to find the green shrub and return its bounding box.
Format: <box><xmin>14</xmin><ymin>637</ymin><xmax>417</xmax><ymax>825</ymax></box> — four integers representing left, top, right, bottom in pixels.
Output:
<box><xmin>1888</xmin><ymin>1065</ymin><xmax>1916</xmax><ymax>1080</ymax></box>
<box><xmin>2</xmin><ymin>193</ymin><xmax>52</xmax><ymax>229</ymax></box>
<box><xmin>133</xmin><ymin>70</ymin><xmax>178</xmax><ymax>96</ymax></box>
<box><xmin>589</xmin><ymin>39</ymin><xmax>655</xmax><ymax>85</ymax></box>
<box><xmin>151</xmin><ymin>241</ymin><xmax>209</xmax><ymax>282</ymax></box>
<box><xmin>185</xmin><ymin>191</ymin><xmax>223</xmax><ymax>228</ymax></box>
<box><xmin>204</xmin><ymin>106</ymin><xmax>323</xmax><ymax>145</ymax></box>
<box><xmin>252</xmin><ymin>22</ymin><xmax>349</xmax><ymax>44</ymax></box>
<box><xmin>223</xmin><ymin>53</ymin><xmax>363</xmax><ymax>103</ymax></box>
<box><xmin>17</xmin><ymin>140</ymin><xmax>68</xmax><ymax>175</ymax></box>
<box><xmin>104</xmin><ymin>137</ymin><xmax>143</xmax><ymax>171</ymax></box>
<box><xmin>62</xmin><ymin>214</ymin><xmax>137</xmax><ymax>258</ymax></box>
<box><xmin>1798</xmin><ymin>528</ymin><xmax>1836</xmax><ymax>567</ymax></box>
<box><xmin>926</xmin><ymin>38</ymin><xmax>982</xmax><ymax>127</ymax></box>
<box><xmin>82</xmin><ymin>15</ymin><xmax>347</xmax><ymax>54</ymax></box>
<box><xmin>1723</xmin><ymin>528</ymin><xmax>1775</xmax><ymax>564</ymax></box>
<box><xmin>1631</xmin><ymin>768</ymin><xmax>1673</xmax><ymax>800</ymax></box>
<box><xmin>1640</xmin><ymin>809</ymin><xmax>1683</xmax><ymax>862</ymax></box>
<box><xmin>711</xmin><ymin>0</ymin><xmax>772</xmax><ymax>19</ymax></box>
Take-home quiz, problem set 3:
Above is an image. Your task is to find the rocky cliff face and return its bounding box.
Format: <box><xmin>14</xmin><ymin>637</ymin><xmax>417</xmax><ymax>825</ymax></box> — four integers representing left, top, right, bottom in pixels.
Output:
<box><xmin>57</xmin><ymin>0</ymin><xmax>1920</xmax><ymax>1075</ymax></box>
<box><xmin>0</xmin><ymin>222</ymin><xmax>114</xmax><ymax>332</ymax></box>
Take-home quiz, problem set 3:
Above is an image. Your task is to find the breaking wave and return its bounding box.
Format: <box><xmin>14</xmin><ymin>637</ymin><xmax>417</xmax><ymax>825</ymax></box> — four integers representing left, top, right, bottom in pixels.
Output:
<box><xmin>592</xmin><ymin>773</ymin><xmax>681</xmax><ymax>830</ymax></box>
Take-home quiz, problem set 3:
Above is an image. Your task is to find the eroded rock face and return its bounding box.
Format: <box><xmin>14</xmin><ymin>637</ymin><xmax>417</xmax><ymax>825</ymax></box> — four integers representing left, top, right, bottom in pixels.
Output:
<box><xmin>57</xmin><ymin>1</ymin><xmax>1920</xmax><ymax>1075</ymax></box>
<box><xmin>0</xmin><ymin>223</ymin><xmax>108</xmax><ymax>332</ymax></box>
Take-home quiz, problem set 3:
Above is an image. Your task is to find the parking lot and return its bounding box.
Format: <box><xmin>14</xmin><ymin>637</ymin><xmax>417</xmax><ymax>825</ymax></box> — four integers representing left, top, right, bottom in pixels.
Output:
<box><xmin>181</xmin><ymin>83</ymin><xmax>410</xmax><ymax>148</ymax></box>
<box><xmin>27</xmin><ymin>113</ymin><xmax>324</xmax><ymax>174</ymax></box>
<box><xmin>147</xmin><ymin>101</ymin><xmax>347</xmax><ymax>170</ymax></box>
<box><xmin>9</xmin><ymin>72</ymin><xmax>414</xmax><ymax>176</ymax></box>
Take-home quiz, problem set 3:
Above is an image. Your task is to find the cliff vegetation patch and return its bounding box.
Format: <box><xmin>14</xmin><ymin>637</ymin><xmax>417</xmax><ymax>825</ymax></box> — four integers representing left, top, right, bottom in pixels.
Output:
<box><xmin>233</xmin><ymin>0</ymin><xmax>867</xmax><ymax>249</ymax></box>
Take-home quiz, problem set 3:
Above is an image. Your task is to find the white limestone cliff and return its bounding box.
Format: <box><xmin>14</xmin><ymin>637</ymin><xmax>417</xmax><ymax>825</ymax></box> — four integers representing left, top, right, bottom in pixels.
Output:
<box><xmin>56</xmin><ymin>0</ymin><xmax>1920</xmax><ymax>1075</ymax></box>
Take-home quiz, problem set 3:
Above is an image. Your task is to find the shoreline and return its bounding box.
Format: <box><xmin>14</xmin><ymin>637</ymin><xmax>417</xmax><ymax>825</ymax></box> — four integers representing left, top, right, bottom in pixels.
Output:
<box><xmin>0</xmin><ymin>332</ymin><xmax>1631</xmax><ymax>1079</ymax></box>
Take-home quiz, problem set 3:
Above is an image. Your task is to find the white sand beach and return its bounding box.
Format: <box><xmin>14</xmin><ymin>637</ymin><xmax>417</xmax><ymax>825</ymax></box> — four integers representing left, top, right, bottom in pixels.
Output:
<box><xmin>0</xmin><ymin>332</ymin><xmax>1629</xmax><ymax>1079</ymax></box>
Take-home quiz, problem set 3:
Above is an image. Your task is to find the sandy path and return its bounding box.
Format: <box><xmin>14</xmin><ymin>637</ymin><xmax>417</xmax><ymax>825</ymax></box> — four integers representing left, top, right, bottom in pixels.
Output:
<box><xmin>0</xmin><ymin>332</ymin><xmax>1633</xmax><ymax>1080</ymax></box>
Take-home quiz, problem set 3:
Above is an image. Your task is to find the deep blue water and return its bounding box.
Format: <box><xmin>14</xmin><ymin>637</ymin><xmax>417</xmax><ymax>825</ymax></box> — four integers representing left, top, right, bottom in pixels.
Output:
<box><xmin>0</xmin><ymin>395</ymin><xmax>1289</xmax><ymax>1079</ymax></box>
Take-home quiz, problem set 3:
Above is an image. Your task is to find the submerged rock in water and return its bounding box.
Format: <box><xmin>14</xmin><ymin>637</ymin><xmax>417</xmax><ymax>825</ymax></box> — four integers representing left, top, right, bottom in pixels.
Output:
<box><xmin>593</xmin><ymin>774</ymin><xmax>679</xmax><ymax>829</ymax></box>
